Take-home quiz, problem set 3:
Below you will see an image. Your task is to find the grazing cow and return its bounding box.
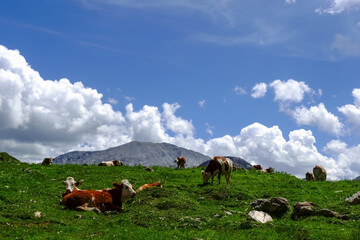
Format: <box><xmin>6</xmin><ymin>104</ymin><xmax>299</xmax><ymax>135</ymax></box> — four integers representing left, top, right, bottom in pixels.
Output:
<box><xmin>306</xmin><ymin>172</ymin><xmax>315</xmax><ymax>181</ymax></box>
<box><xmin>62</xmin><ymin>177</ymin><xmax>83</xmax><ymax>198</ymax></box>
<box><xmin>253</xmin><ymin>165</ymin><xmax>263</xmax><ymax>171</ymax></box>
<box><xmin>174</xmin><ymin>157</ymin><xmax>186</xmax><ymax>169</ymax></box>
<box><xmin>41</xmin><ymin>158</ymin><xmax>53</xmax><ymax>166</ymax></box>
<box><xmin>313</xmin><ymin>165</ymin><xmax>327</xmax><ymax>181</ymax></box>
<box><xmin>136</xmin><ymin>182</ymin><xmax>162</xmax><ymax>192</ymax></box>
<box><xmin>98</xmin><ymin>160</ymin><xmax>124</xmax><ymax>166</ymax></box>
<box><xmin>201</xmin><ymin>156</ymin><xmax>234</xmax><ymax>184</ymax></box>
<box><xmin>63</xmin><ymin>179</ymin><xmax>136</xmax><ymax>213</ymax></box>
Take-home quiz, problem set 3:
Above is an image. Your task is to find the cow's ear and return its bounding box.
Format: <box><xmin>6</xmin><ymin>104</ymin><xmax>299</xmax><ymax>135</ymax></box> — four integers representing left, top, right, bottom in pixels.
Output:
<box><xmin>62</xmin><ymin>181</ymin><xmax>67</xmax><ymax>185</ymax></box>
<box><xmin>113</xmin><ymin>183</ymin><xmax>123</xmax><ymax>188</ymax></box>
<box><xmin>76</xmin><ymin>180</ymin><xmax>83</xmax><ymax>187</ymax></box>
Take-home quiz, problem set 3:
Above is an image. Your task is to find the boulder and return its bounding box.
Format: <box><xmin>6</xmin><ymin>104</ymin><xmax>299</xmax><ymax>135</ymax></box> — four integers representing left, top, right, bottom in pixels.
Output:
<box><xmin>318</xmin><ymin>209</ymin><xmax>349</xmax><ymax>220</ymax></box>
<box><xmin>305</xmin><ymin>172</ymin><xmax>314</xmax><ymax>181</ymax></box>
<box><xmin>251</xmin><ymin>197</ymin><xmax>290</xmax><ymax>216</ymax></box>
<box><xmin>313</xmin><ymin>165</ymin><xmax>327</xmax><ymax>181</ymax></box>
<box><xmin>291</xmin><ymin>202</ymin><xmax>316</xmax><ymax>219</ymax></box>
<box><xmin>346</xmin><ymin>191</ymin><xmax>360</xmax><ymax>205</ymax></box>
<box><xmin>248</xmin><ymin>210</ymin><xmax>273</xmax><ymax>224</ymax></box>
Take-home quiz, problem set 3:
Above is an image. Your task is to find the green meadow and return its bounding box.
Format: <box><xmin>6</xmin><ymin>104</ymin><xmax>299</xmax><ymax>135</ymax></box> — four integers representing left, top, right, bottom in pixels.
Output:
<box><xmin>1</xmin><ymin>152</ymin><xmax>359</xmax><ymax>240</ymax></box>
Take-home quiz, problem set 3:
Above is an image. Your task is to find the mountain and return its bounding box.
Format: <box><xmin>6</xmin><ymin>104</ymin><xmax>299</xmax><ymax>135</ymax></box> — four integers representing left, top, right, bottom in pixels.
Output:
<box><xmin>53</xmin><ymin>141</ymin><xmax>211</xmax><ymax>167</ymax></box>
<box><xmin>199</xmin><ymin>156</ymin><xmax>253</xmax><ymax>170</ymax></box>
<box><xmin>354</xmin><ymin>176</ymin><xmax>360</xmax><ymax>181</ymax></box>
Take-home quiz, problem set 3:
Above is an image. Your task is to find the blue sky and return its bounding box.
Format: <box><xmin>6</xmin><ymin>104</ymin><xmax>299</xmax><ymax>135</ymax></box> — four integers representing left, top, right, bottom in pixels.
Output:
<box><xmin>1</xmin><ymin>0</ymin><xmax>360</xmax><ymax>179</ymax></box>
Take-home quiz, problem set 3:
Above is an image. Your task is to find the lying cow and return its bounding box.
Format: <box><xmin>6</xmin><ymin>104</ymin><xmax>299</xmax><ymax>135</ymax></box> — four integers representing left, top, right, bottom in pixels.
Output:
<box><xmin>253</xmin><ymin>164</ymin><xmax>263</xmax><ymax>171</ymax></box>
<box><xmin>63</xmin><ymin>179</ymin><xmax>136</xmax><ymax>213</ymax></box>
<box><xmin>41</xmin><ymin>158</ymin><xmax>53</xmax><ymax>166</ymax></box>
<box><xmin>98</xmin><ymin>160</ymin><xmax>124</xmax><ymax>166</ymax></box>
<box><xmin>62</xmin><ymin>177</ymin><xmax>83</xmax><ymax>198</ymax></box>
<box><xmin>136</xmin><ymin>182</ymin><xmax>162</xmax><ymax>192</ymax></box>
<box><xmin>201</xmin><ymin>156</ymin><xmax>234</xmax><ymax>184</ymax></box>
<box><xmin>174</xmin><ymin>157</ymin><xmax>186</xmax><ymax>169</ymax></box>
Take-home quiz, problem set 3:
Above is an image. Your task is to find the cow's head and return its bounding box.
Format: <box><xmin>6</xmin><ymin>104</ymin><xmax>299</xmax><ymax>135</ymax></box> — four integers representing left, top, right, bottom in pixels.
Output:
<box><xmin>201</xmin><ymin>170</ymin><xmax>211</xmax><ymax>184</ymax></box>
<box><xmin>62</xmin><ymin>177</ymin><xmax>83</xmax><ymax>194</ymax></box>
<box><xmin>113</xmin><ymin>180</ymin><xmax>136</xmax><ymax>203</ymax></box>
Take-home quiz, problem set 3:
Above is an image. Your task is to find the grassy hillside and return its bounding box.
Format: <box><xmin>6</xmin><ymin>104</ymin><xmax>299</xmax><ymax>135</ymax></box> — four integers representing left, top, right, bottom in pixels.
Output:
<box><xmin>1</xmin><ymin>153</ymin><xmax>359</xmax><ymax>240</ymax></box>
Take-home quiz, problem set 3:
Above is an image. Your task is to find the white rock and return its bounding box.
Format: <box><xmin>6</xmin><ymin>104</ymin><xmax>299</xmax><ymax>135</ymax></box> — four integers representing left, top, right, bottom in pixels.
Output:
<box><xmin>248</xmin><ymin>210</ymin><xmax>273</xmax><ymax>224</ymax></box>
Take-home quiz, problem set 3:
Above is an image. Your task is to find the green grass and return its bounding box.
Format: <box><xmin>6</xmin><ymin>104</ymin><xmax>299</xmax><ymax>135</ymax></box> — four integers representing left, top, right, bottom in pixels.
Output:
<box><xmin>1</xmin><ymin>152</ymin><xmax>360</xmax><ymax>239</ymax></box>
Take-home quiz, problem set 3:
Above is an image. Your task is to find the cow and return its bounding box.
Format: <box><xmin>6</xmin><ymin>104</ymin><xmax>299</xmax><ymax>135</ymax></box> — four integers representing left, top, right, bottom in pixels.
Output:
<box><xmin>305</xmin><ymin>172</ymin><xmax>315</xmax><ymax>181</ymax></box>
<box><xmin>62</xmin><ymin>177</ymin><xmax>83</xmax><ymax>198</ymax></box>
<box><xmin>63</xmin><ymin>179</ymin><xmax>136</xmax><ymax>213</ymax></box>
<box><xmin>263</xmin><ymin>167</ymin><xmax>275</xmax><ymax>173</ymax></box>
<box><xmin>253</xmin><ymin>164</ymin><xmax>262</xmax><ymax>171</ymax></box>
<box><xmin>201</xmin><ymin>156</ymin><xmax>234</xmax><ymax>184</ymax></box>
<box><xmin>41</xmin><ymin>158</ymin><xmax>53</xmax><ymax>166</ymax></box>
<box><xmin>313</xmin><ymin>165</ymin><xmax>327</xmax><ymax>181</ymax></box>
<box><xmin>98</xmin><ymin>160</ymin><xmax>124</xmax><ymax>166</ymax></box>
<box><xmin>136</xmin><ymin>182</ymin><xmax>162</xmax><ymax>192</ymax></box>
<box><xmin>174</xmin><ymin>157</ymin><xmax>186</xmax><ymax>169</ymax></box>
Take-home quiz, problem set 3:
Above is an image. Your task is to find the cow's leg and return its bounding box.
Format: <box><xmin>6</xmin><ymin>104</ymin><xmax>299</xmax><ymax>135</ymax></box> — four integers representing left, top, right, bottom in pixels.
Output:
<box><xmin>225</xmin><ymin>173</ymin><xmax>230</xmax><ymax>184</ymax></box>
<box><xmin>218</xmin><ymin>171</ymin><xmax>222</xmax><ymax>184</ymax></box>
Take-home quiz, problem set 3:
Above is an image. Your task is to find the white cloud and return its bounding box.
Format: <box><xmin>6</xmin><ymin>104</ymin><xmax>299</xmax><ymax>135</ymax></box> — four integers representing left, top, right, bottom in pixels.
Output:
<box><xmin>1</xmin><ymin>44</ymin><xmax>359</xmax><ymax>180</ymax></box>
<box><xmin>338</xmin><ymin>88</ymin><xmax>360</xmax><ymax>129</ymax></box>
<box><xmin>269</xmin><ymin>79</ymin><xmax>313</xmax><ymax>104</ymax></box>
<box><xmin>162</xmin><ymin>103</ymin><xmax>194</xmax><ymax>136</ymax></box>
<box><xmin>198</xmin><ymin>99</ymin><xmax>206</xmax><ymax>108</ymax></box>
<box><xmin>108</xmin><ymin>98</ymin><xmax>118</xmax><ymax>105</ymax></box>
<box><xmin>285</xmin><ymin>0</ymin><xmax>296</xmax><ymax>4</ymax></box>
<box><xmin>317</xmin><ymin>0</ymin><xmax>360</xmax><ymax>14</ymax></box>
<box><xmin>251</xmin><ymin>82</ymin><xmax>267</xmax><ymax>98</ymax></box>
<box><xmin>291</xmin><ymin>103</ymin><xmax>343</xmax><ymax>135</ymax></box>
<box><xmin>234</xmin><ymin>86</ymin><xmax>246</xmax><ymax>95</ymax></box>
<box><xmin>206</xmin><ymin>122</ymin><xmax>214</xmax><ymax>136</ymax></box>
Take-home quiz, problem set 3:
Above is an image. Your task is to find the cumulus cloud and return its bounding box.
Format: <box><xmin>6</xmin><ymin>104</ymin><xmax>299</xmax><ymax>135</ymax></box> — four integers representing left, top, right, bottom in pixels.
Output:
<box><xmin>269</xmin><ymin>79</ymin><xmax>313</xmax><ymax>104</ymax></box>
<box><xmin>317</xmin><ymin>0</ymin><xmax>360</xmax><ymax>14</ymax></box>
<box><xmin>251</xmin><ymin>82</ymin><xmax>267</xmax><ymax>98</ymax></box>
<box><xmin>290</xmin><ymin>103</ymin><xmax>343</xmax><ymax>135</ymax></box>
<box><xmin>1</xmin><ymin>44</ymin><xmax>359</xmax><ymax>180</ymax></box>
<box><xmin>338</xmin><ymin>88</ymin><xmax>360</xmax><ymax>130</ymax></box>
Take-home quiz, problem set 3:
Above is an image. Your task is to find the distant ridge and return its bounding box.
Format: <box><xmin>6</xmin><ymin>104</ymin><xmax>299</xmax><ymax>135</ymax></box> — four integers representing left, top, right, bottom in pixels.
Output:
<box><xmin>53</xmin><ymin>141</ymin><xmax>212</xmax><ymax>167</ymax></box>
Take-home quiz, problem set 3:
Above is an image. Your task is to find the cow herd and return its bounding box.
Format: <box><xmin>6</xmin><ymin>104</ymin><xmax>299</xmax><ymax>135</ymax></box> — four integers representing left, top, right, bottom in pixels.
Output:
<box><xmin>53</xmin><ymin>155</ymin><xmax>327</xmax><ymax>214</ymax></box>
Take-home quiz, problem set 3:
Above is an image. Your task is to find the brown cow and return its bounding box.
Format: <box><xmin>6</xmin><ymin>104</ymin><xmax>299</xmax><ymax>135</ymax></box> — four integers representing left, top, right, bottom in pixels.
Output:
<box><xmin>136</xmin><ymin>182</ymin><xmax>162</xmax><ymax>192</ymax></box>
<box><xmin>174</xmin><ymin>157</ymin><xmax>186</xmax><ymax>169</ymax></box>
<box><xmin>253</xmin><ymin>164</ymin><xmax>263</xmax><ymax>171</ymax></box>
<box><xmin>305</xmin><ymin>172</ymin><xmax>315</xmax><ymax>181</ymax></box>
<box><xmin>63</xmin><ymin>179</ymin><xmax>136</xmax><ymax>213</ymax></box>
<box><xmin>201</xmin><ymin>156</ymin><xmax>234</xmax><ymax>184</ymax></box>
<box><xmin>313</xmin><ymin>165</ymin><xmax>327</xmax><ymax>181</ymax></box>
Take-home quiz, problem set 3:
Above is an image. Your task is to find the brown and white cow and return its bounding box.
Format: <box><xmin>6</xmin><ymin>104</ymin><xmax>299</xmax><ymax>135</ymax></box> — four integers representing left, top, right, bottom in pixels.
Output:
<box><xmin>305</xmin><ymin>172</ymin><xmax>315</xmax><ymax>181</ymax></box>
<box><xmin>41</xmin><ymin>158</ymin><xmax>53</xmax><ymax>166</ymax></box>
<box><xmin>201</xmin><ymin>156</ymin><xmax>234</xmax><ymax>184</ymax></box>
<box><xmin>136</xmin><ymin>182</ymin><xmax>162</xmax><ymax>192</ymax></box>
<box><xmin>313</xmin><ymin>165</ymin><xmax>327</xmax><ymax>181</ymax></box>
<box><xmin>98</xmin><ymin>160</ymin><xmax>124</xmax><ymax>166</ymax></box>
<box><xmin>62</xmin><ymin>177</ymin><xmax>83</xmax><ymax>198</ymax></box>
<box><xmin>174</xmin><ymin>157</ymin><xmax>186</xmax><ymax>169</ymax></box>
<box><xmin>63</xmin><ymin>179</ymin><xmax>136</xmax><ymax>213</ymax></box>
